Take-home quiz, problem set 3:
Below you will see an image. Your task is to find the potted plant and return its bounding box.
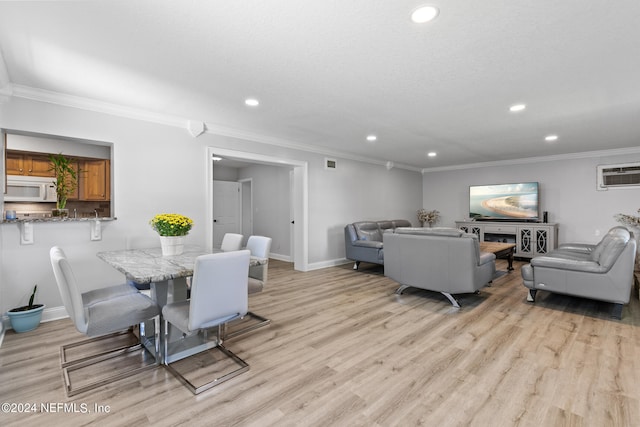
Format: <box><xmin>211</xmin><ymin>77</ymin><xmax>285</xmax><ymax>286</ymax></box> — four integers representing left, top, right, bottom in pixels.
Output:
<box><xmin>149</xmin><ymin>213</ymin><xmax>194</xmax><ymax>256</ymax></box>
<box><xmin>49</xmin><ymin>153</ymin><xmax>78</xmax><ymax>218</ymax></box>
<box><xmin>7</xmin><ymin>285</ymin><xmax>45</xmax><ymax>333</ymax></box>
<box><xmin>417</xmin><ymin>209</ymin><xmax>440</xmax><ymax>227</ymax></box>
<box><xmin>614</xmin><ymin>209</ymin><xmax>640</xmax><ymax>273</ymax></box>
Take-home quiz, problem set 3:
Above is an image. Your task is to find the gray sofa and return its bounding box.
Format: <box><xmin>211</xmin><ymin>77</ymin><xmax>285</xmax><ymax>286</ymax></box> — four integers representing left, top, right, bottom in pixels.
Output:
<box><xmin>521</xmin><ymin>226</ymin><xmax>637</xmax><ymax>319</ymax></box>
<box><xmin>344</xmin><ymin>219</ymin><xmax>412</xmax><ymax>269</ymax></box>
<box><xmin>384</xmin><ymin>227</ymin><xmax>496</xmax><ymax>307</ymax></box>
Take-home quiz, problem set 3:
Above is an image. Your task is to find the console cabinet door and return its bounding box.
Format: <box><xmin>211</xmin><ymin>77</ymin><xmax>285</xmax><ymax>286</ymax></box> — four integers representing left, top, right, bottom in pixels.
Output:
<box><xmin>516</xmin><ymin>227</ymin><xmax>534</xmax><ymax>257</ymax></box>
<box><xmin>516</xmin><ymin>225</ymin><xmax>555</xmax><ymax>257</ymax></box>
<box><xmin>457</xmin><ymin>221</ymin><xmax>557</xmax><ymax>259</ymax></box>
<box><xmin>457</xmin><ymin>223</ymin><xmax>483</xmax><ymax>240</ymax></box>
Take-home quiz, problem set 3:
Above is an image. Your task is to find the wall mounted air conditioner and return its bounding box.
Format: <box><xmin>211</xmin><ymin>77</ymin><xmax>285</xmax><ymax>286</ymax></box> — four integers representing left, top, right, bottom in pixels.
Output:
<box><xmin>597</xmin><ymin>162</ymin><xmax>640</xmax><ymax>190</ymax></box>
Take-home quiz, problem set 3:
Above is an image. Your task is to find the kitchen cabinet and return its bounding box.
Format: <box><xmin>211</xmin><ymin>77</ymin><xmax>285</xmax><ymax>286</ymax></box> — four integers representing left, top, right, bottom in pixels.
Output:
<box><xmin>80</xmin><ymin>159</ymin><xmax>110</xmax><ymax>201</ymax></box>
<box><xmin>6</xmin><ymin>151</ymin><xmax>55</xmax><ymax>177</ymax></box>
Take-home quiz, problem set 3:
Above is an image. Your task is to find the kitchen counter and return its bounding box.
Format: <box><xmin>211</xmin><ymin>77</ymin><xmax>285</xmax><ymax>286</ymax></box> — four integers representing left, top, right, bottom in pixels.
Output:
<box><xmin>1</xmin><ymin>217</ymin><xmax>116</xmax><ymax>223</ymax></box>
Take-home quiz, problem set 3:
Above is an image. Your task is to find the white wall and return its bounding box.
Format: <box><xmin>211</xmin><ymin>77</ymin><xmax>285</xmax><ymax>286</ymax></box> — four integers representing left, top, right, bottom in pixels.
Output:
<box><xmin>238</xmin><ymin>164</ymin><xmax>292</xmax><ymax>259</ymax></box>
<box><xmin>0</xmin><ymin>97</ymin><xmax>423</xmax><ymax>322</ymax></box>
<box><xmin>422</xmin><ymin>153</ymin><xmax>640</xmax><ymax>244</ymax></box>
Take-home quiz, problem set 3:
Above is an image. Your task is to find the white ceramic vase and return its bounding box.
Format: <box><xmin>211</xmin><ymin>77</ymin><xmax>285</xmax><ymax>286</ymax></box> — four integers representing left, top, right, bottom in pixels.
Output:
<box><xmin>160</xmin><ymin>236</ymin><xmax>185</xmax><ymax>256</ymax></box>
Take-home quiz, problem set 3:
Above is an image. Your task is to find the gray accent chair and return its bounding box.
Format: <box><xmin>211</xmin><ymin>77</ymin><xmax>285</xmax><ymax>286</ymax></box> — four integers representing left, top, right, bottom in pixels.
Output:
<box><xmin>344</xmin><ymin>219</ymin><xmax>412</xmax><ymax>269</ymax></box>
<box><xmin>162</xmin><ymin>250</ymin><xmax>251</xmax><ymax>394</ymax></box>
<box><xmin>50</xmin><ymin>246</ymin><xmax>160</xmax><ymax>397</ymax></box>
<box><xmin>384</xmin><ymin>228</ymin><xmax>496</xmax><ymax>307</ymax></box>
<box><xmin>521</xmin><ymin>226</ymin><xmax>636</xmax><ymax>319</ymax></box>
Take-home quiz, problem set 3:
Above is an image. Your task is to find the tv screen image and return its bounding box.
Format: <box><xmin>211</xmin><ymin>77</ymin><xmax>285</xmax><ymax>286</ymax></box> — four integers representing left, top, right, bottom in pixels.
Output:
<box><xmin>469</xmin><ymin>182</ymin><xmax>539</xmax><ymax>220</ymax></box>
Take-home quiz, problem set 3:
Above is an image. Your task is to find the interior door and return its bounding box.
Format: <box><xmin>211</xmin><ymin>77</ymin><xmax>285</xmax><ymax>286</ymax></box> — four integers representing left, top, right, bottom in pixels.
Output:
<box><xmin>213</xmin><ymin>180</ymin><xmax>241</xmax><ymax>248</ymax></box>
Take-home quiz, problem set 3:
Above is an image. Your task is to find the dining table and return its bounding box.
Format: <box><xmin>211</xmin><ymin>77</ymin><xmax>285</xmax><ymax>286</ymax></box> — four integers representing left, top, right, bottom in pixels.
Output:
<box><xmin>96</xmin><ymin>245</ymin><xmax>268</xmax><ymax>364</ymax></box>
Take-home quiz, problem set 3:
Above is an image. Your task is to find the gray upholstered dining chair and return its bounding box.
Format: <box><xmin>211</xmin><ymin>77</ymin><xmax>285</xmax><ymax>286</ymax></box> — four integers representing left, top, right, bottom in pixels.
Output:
<box><xmin>221</xmin><ymin>233</ymin><xmax>244</xmax><ymax>252</ymax></box>
<box><xmin>49</xmin><ymin>246</ymin><xmax>160</xmax><ymax>396</ymax></box>
<box><xmin>225</xmin><ymin>235</ymin><xmax>272</xmax><ymax>339</ymax></box>
<box><xmin>162</xmin><ymin>250</ymin><xmax>251</xmax><ymax>394</ymax></box>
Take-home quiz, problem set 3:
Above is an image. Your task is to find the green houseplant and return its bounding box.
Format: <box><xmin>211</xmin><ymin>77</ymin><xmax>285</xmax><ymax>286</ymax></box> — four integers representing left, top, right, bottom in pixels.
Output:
<box><xmin>49</xmin><ymin>153</ymin><xmax>78</xmax><ymax>217</ymax></box>
<box><xmin>7</xmin><ymin>285</ymin><xmax>45</xmax><ymax>333</ymax></box>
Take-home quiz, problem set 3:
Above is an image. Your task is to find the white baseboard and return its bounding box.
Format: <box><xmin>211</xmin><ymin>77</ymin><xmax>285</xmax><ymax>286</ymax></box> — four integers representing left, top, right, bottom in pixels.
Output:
<box><xmin>267</xmin><ymin>254</ymin><xmax>355</xmax><ymax>271</ymax></box>
<box><xmin>269</xmin><ymin>252</ymin><xmax>291</xmax><ymax>262</ymax></box>
<box><xmin>306</xmin><ymin>258</ymin><xmax>352</xmax><ymax>271</ymax></box>
<box><xmin>1</xmin><ymin>306</ymin><xmax>69</xmax><ymax>333</ymax></box>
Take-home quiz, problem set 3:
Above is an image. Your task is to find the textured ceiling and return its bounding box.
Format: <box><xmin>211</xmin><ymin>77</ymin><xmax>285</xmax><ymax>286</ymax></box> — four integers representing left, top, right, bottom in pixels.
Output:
<box><xmin>1</xmin><ymin>1</ymin><xmax>639</xmax><ymax>169</ymax></box>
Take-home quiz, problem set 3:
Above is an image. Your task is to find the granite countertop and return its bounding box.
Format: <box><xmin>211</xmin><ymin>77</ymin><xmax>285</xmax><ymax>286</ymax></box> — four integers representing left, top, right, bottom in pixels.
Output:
<box><xmin>2</xmin><ymin>217</ymin><xmax>116</xmax><ymax>223</ymax></box>
<box><xmin>97</xmin><ymin>246</ymin><xmax>268</xmax><ymax>284</ymax></box>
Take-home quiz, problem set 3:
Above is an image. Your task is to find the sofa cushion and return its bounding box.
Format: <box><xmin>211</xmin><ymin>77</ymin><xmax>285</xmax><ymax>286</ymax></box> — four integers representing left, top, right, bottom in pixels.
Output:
<box><xmin>353</xmin><ymin>221</ymin><xmax>383</xmax><ymax>242</ymax></box>
<box><xmin>377</xmin><ymin>221</ymin><xmax>394</xmax><ymax>231</ymax></box>
<box><xmin>590</xmin><ymin>227</ymin><xmax>629</xmax><ymax>264</ymax></box>
<box><xmin>395</xmin><ymin>227</ymin><xmax>464</xmax><ymax>237</ymax></box>
<box><xmin>392</xmin><ymin>219</ymin><xmax>412</xmax><ymax>228</ymax></box>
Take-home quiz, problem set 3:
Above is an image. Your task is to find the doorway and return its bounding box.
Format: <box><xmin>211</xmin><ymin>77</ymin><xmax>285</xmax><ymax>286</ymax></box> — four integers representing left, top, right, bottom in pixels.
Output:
<box><xmin>206</xmin><ymin>147</ymin><xmax>309</xmax><ymax>272</ymax></box>
<box><xmin>239</xmin><ymin>178</ymin><xmax>253</xmax><ymax>246</ymax></box>
<box><xmin>212</xmin><ymin>180</ymin><xmax>241</xmax><ymax>248</ymax></box>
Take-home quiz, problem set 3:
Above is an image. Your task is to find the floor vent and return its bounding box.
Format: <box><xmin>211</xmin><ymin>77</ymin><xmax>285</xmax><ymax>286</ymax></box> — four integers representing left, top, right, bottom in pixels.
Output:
<box><xmin>597</xmin><ymin>162</ymin><xmax>640</xmax><ymax>190</ymax></box>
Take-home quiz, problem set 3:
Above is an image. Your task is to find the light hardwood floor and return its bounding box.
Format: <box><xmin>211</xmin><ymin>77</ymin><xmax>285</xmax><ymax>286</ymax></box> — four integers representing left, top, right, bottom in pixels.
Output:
<box><xmin>1</xmin><ymin>259</ymin><xmax>639</xmax><ymax>427</ymax></box>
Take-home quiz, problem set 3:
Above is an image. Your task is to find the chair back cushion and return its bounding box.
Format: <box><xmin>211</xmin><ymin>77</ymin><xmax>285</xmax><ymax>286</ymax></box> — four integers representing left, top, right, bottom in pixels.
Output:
<box><xmin>353</xmin><ymin>222</ymin><xmax>383</xmax><ymax>242</ymax></box>
<box><xmin>189</xmin><ymin>250</ymin><xmax>250</xmax><ymax>330</ymax></box>
<box><xmin>392</xmin><ymin>219</ymin><xmax>412</xmax><ymax>228</ymax></box>
<box><xmin>246</xmin><ymin>236</ymin><xmax>272</xmax><ymax>284</ymax></box>
<box><xmin>50</xmin><ymin>246</ymin><xmax>88</xmax><ymax>334</ymax></box>
<box><xmin>590</xmin><ymin>227</ymin><xmax>630</xmax><ymax>269</ymax></box>
<box><xmin>221</xmin><ymin>233</ymin><xmax>244</xmax><ymax>252</ymax></box>
<box><xmin>246</xmin><ymin>235</ymin><xmax>272</xmax><ymax>258</ymax></box>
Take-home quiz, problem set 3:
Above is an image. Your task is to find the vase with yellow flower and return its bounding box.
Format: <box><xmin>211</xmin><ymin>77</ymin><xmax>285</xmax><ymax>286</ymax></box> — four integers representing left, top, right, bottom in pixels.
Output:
<box><xmin>150</xmin><ymin>213</ymin><xmax>194</xmax><ymax>256</ymax></box>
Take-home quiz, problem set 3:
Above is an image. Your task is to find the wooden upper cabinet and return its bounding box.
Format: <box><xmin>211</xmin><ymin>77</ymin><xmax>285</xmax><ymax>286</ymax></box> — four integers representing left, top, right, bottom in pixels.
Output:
<box><xmin>5</xmin><ymin>149</ymin><xmax>110</xmax><ymax>201</ymax></box>
<box><xmin>6</xmin><ymin>151</ymin><xmax>55</xmax><ymax>177</ymax></box>
<box><xmin>66</xmin><ymin>161</ymin><xmax>80</xmax><ymax>201</ymax></box>
<box><xmin>5</xmin><ymin>151</ymin><xmax>26</xmax><ymax>175</ymax></box>
<box><xmin>81</xmin><ymin>159</ymin><xmax>110</xmax><ymax>201</ymax></box>
<box><xmin>30</xmin><ymin>155</ymin><xmax>56</xmax><ymax>177</ymax></box>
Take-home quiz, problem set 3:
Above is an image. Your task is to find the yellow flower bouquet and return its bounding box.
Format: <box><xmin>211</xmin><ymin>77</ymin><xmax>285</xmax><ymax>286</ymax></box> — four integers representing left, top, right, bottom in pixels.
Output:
<box><xmin>149</xmin><ymin>213</ymin><xmax>194</xmax><ymax>236</ymax></box>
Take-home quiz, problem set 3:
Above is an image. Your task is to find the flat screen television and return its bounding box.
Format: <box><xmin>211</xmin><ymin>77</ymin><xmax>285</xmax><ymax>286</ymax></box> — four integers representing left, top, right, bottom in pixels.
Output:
<box><xmin>469</xmin><ymin>182</ymin><xmax>539</xmax><ymax>221</ymax></box>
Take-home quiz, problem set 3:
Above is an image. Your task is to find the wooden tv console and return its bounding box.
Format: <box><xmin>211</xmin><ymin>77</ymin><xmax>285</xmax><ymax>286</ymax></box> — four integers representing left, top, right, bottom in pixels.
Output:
<box><xmin>455</xmin><ymin>220</ymin><xmax>558</xmax><ymax>259</ymax></box>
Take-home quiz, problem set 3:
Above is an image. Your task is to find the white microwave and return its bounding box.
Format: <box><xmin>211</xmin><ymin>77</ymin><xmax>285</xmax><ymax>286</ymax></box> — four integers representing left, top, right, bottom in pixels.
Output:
<box><xmin>4</xmin><ymin>175</ymin><xmax>57</xmax><ymax>202</ymax></box>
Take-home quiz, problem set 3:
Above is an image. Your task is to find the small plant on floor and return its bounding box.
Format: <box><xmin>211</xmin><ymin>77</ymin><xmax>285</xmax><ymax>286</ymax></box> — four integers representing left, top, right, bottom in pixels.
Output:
<box><xmin>10</xmin><ymin>285</ymin><xmax>42</xmax><ymax>312</ymax></box>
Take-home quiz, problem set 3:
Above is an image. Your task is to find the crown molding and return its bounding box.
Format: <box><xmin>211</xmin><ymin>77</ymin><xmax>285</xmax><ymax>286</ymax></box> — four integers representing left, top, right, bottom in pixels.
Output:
<box><xmin>202</xmin><ymin>122</ymin><xmax>422</xmax><ymax>172</ymax></box>
<box><xmin>0</xmin><ymin>50</ymin><xmax>9</xmax><ymax>88</ymax></box>
<box><xmin>421</xmin><ymin>146</ymin><xmax>640</xmax><ymax>174</ymax></box>
<box><xmin>9</xmin><ymin>84</ymin><xmax>421</xmax><ymax>172</ymax></box>
<box><xmin>11</xmin><ymin>84</ymin><xmax>187</xmax><ymax>128</ymax></box>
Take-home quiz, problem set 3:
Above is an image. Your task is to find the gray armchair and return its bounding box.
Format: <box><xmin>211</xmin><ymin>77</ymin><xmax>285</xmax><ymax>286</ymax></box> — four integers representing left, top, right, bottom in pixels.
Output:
<box><xmin>521</xmin><ymin>226</ymin><xmax>636</xmax><ymax>319</ymax></box>
<box><xmin>384</xmin><ymin>228</ymin><xmax>496</xmax><ymax>307</ymax></box>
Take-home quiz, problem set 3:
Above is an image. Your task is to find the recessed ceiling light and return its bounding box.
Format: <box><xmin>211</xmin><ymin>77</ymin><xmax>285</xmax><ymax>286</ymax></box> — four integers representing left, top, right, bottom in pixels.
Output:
<box><xmin>509</xmin><ymin>104</ymin><xmax>526</xmax><ymax>112</ymax></box>
<box><xmin>212</xmin><ymin>156</ymin><xmax>223</xmax><ymax>161</ymax></box>
<box><xmin>366</xmin><ymin>135</ymin><xmax>377</xmax><ymax>142</ymax></box>
<box><xmin>411</xmin><ymin>5</ymin><xmax>439</xmax><ymax>23</ymax></box>
<box><xmin>245</xmin><ymin>98</ymin><xmax>259</xmax><ymax>107</ymax></box>
<box><xmin>545</xmin><ymin>135</ymin><xmax>558</xmax><ymax>142</ymax></box>
<box><xmin>427</xmin><ymin>151</ymin><xmax>437</xmax><ymax>157</ymax></box>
